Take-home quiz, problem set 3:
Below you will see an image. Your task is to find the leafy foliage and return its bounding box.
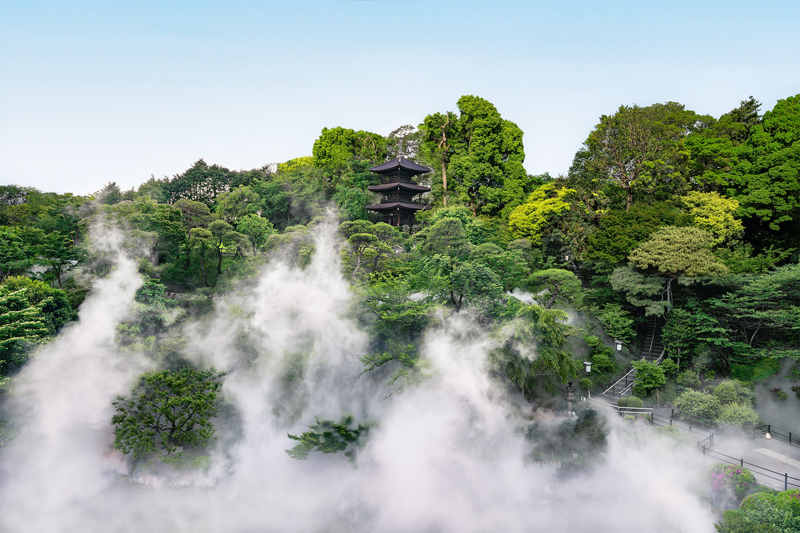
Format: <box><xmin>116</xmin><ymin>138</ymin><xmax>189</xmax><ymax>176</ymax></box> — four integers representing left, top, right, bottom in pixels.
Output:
<box><xmin>286</xmin><ymin>415</ymin><xmax>370</xmax><ymax>464</ymax></box>
<box><xmin>112</xmin><ymin>368</ymin><xmax>225</xmax><ymax>459</ymax></box>
<box><xmin>674</xmin><ymin>390</ymin><xmax>722</xmax><ymax>419</ymax></box>
<box><xmin>631</xmin><ymin>360</ymin><xmax>666</xmax><ymax>397</ymax></box>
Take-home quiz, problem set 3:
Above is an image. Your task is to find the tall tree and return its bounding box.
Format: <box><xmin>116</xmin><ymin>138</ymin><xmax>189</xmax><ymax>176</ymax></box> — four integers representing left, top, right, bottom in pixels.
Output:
<box><xmin>420</xmin><ymin>112</ymin><xmax>458</xmax><ymax>206</ymax></box>
<box><xmin>731</xmin><ymin>94</ymin><xmax>800</xmax><ymax>244</ymax></box>
<box><xmin>628</xmin><ymin>226</ymin><xmax>727</xmax><ymax>305</ymax></box>
<box><xmin>583</xmin><ymin>102</ymin><xmax>705</xmax><ymax>210</ymax></box>
<box><xmin>426</xmin><ymin>96</ymin><xmax>529</xmax><ymax>217</ymax></box>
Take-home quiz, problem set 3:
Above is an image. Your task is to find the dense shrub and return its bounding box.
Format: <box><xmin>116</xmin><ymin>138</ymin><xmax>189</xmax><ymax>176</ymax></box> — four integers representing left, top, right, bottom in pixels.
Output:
<box><xmin>591</xmin><ymin>351</ymin><xmax>615</xmax><ymax>373</ymax></box>
<box><xmin>674</xmin><ymin>390</ymin><xmax>722</xmax><ymax>420</ymax></box>
<box><xmin>710</xmin><ymin>464</ymin><xmax>757</xmax><ymax>497</ymax></box>
<box><xmin>579</xmin><ymin>378</ymin><xmax>592</xmax><ymax>390</ymax></box>
<box><xmin>631</xmin><ymin>360</ymin><xmax>666</xmax><ymax>397</ymax></box>
<box><xmin>717</xmin><ymin>489</ymin><xmax>800</xmax><ymax>532</ymax></box>
<box><xmin>660</xmin><ymin>358</ymin><xmax>678</xmax><ymax>376</ymax></box>
<box><xmin>618</xmin><ymin>396</ymin><xmax>643</xmax><ymax>408</ymax></box>
<box><xmin>676</xmin><ymin>370</ymin><xmax>701</xmax><ymax>388</ymax></box>
<box><xmin>712</xmin><ymin>380</ymin><xmax>754</xmax><ymax>406</ymax></box>
<box><xmin>717</xmin><ymin>403</ymin><xmax>760</xmax><ymax>426</ymax></box>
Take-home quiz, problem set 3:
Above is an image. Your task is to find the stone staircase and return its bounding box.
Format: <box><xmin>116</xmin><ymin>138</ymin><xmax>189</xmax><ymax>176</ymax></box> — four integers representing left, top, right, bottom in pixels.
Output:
<box><xmin>600</xmin><ymin>315</ymin><xmax>666</xmax><ymax>402</ymax></box>
<box><xmin>640</xmin><ymin>315</ymin><xmax>665</xmax><ymax>362</ymax></box>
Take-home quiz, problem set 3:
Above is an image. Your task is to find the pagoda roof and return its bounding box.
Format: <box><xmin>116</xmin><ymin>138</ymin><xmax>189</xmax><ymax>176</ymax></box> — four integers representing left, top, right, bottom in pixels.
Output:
<box><xmin>367</xmin><ymin>182</ymin><xmax>431</xmax><ymax>193</ymax></box>
<box><xmin>366</xmin><ymin>201</ymin><xmax>427</xmax><ymax>211</ymax></box>
<box><xmin>369</xmin><ymin>156</ymin><xmax>431</xmax><ymax>175</ymax></box>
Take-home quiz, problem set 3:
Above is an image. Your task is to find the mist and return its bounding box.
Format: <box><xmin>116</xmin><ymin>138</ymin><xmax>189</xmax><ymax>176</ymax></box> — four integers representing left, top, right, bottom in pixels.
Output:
<box><xmin>0</xmin><ymin>217</ymin><xmax>717</xmax><ymax>532</ymax></box>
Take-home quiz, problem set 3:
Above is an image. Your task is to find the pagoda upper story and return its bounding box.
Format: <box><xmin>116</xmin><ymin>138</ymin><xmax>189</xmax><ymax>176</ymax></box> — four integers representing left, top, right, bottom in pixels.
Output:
<box><xmin>366</xmin><ymin>156</ymin><xmax>431</xmax><ymax>227</ymax></box>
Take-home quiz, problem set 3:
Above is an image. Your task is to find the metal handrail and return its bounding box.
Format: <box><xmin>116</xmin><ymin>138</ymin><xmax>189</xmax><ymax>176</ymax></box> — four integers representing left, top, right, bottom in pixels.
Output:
<box><xmin>602</xmin><ymin>348</ymin><xmax>666</xmax><ymax>397</ymax></box>
<box><xmin>602</xmin><ymin>365</ymin><xmax>637</xmax><ymax>395</ymax></box>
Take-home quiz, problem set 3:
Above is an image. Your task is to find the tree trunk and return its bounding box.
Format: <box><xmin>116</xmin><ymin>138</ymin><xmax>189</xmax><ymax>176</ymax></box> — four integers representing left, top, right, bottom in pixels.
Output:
<box><xmin>626</xmin><ymin>188</ymin><xmax>633</xmax><ymax>211</ymax></box>
<box><xmin>441</xmin><ymin>159</ymin><xmax>448</xmax><ymax>207</ymax></box>
<box><xmin>199</xmin><ymin>245</ymin><xmax>209</xmax><ymax>287</ymax></box>
<box><xmin>217</xmin><ymin>246</ymin><xmax>223</xmax><ymax>274</ymax></box>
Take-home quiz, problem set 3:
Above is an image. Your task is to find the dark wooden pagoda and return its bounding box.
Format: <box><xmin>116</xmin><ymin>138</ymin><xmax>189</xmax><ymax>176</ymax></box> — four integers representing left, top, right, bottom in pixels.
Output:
<box><xmin>366</xmin><ymin>156</ymin><xmax>431</xmax><ymax>227</ymax></box>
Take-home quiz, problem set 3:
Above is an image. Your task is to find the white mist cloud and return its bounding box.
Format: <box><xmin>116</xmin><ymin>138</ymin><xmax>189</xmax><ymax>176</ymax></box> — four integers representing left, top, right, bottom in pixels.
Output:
<box><xmin>0</xmin><ymin>216</ymin><xmax>717</xmax><ymax>532</ymax></box>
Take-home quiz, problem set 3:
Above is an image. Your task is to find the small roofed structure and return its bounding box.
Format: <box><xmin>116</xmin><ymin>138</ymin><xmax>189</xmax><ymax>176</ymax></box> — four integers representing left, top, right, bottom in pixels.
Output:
<box><xmin>366</xmin><ymin>156</ymin><xmax>431</xmax><ymax>227</ymax></box>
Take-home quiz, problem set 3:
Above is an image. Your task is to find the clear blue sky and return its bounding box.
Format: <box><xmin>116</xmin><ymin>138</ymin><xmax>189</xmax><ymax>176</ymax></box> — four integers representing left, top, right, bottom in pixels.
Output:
<box><xmin>1</xmin><ymin>0</ymin><xmax>798</xmax><ymax>195</ymax></box>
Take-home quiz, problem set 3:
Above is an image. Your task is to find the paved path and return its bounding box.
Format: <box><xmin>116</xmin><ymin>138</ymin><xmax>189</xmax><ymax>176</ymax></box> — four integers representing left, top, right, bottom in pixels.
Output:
<box><xmin>651</xmin><ymin>407</ymin><xmax>800</xmax><ymax>491</ymax></box>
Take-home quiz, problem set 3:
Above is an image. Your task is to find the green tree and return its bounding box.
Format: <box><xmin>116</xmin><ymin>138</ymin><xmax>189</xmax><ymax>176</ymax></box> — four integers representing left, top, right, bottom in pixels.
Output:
<box><xmin>37</xmin><ymin>231</ymin><xmax>85</xmax><ymax>289</ymax></box>
<box><xmin>420</xmin><ymin>218</ymin><xmax>471</xmax><ymax>257</ymax></box>
<box><xmin>208</xmin><ymin>220</ymin><xmax>234</xmax><ymax>274</ymax></box>
<box><xmin>584</xmin><ymin>102</ymin><xmax>705</xmax><ymax>209</ymax></box>
<box><xmin>674</xmin><ymin>390</ymin><xmax>722</xmax><ymax>419</ymax></box>
<box><xmin>344</xmin><ymin>233</ymin><xmax>391</xmax><ymax>282</ymax></box>
<box><xmin>470</xmin><ymin>243</ymin><xmax>530</xmax><ymax>292</ymax></box>
<box><xmin>508</xmin><ymin>183</ymin><xmax>575</xmax><ymax>243</ymax></box>
<box><xmin>106</xmin><ymin>197</ymin><xmax>185</xmax><ymax>266</ymax></box>
<box><xmin>420</xmin><ymin>112</ymin><xmax>458</xmax><ymax>206</ymax></box>
<box><xmin>491</xmin><ymin>302</ymin><xmax>580</xmax><ymax>397</ymax></box>
<box><xmin>685</xmin><ymin>97</ymin><xmax>761</xmax><ymax>193</ymax></box>
<box><xmin>0</xmin><ymin>227</ymin><xmax>36</xmax><ymax>282</ymax></box>
<box><xmin>0</xmin><ymin>288</ymin><xmax>50</xmax><ymax>374</ymax></box>
<box><xmin>188</xmin><ymin>228</ymin><xmax>213</xmax><ymax>286</ymax></box>
<box><xmin>584</xmin><ymin>203</ymin><xmax>688</xmax><ymax>269</ymax></box>
<box><xmin>111</xmin><ymin>367</ymin><xmax>225</xmax><ymax>459</ymax></box>
<box><xmin>236</xmin><ymin>214</ymin><xmax>275</xmax><ymax>254</ymax></box>
<box><xmin>596</xmin><ymin>303</ymin><xmax>636</xmax><ymax>343</ymax></box>
<box><xmin>628</xmin><ymin>226</ymin><xmax>727</xmax><ymax>304</ymax></box>
<box><xmin>609</xmin><ymin>265</ymin><xmax>669</xmax><ymax>317</ymax></box>
<box><xmin>163</xmin><ymin>159</ymin><xmax>236</xmax><ymax>207</ymax></box>
<box><xmin>681</xmin><ymin>191</ymin><xmax>743</xmax><ymax>244</ymax></box>
<box><xmin>98</xmin><ymin>181</ymin><xmax>124</xmax><ymax>205</ymax></box>
<box><xmin>1</xmin><ymin>276</ymin><xmax>73</xmax><ymax>335</ymax></box>
<box><xmin>707</xmin><ymin>264</ymin><xmax>800</xmax><ymax>352</ymax></box>
<box><xmin>174</xmin><ymin>199</ymin><xmax>213</xmax><ymax>230</ymax></box>
<box><xmin>215</xmin><ymin>185</ymin><xmax>261</xmax><ymax>224</ymax></box>
<box><xmin>312</xmin><ymin>127</ymin><xmax>386</xmax><ymax>174</ymax></box>
<box><xmin>445</xmin><ymin>95</ymin><xmax>529</xmax><ymax>216</ymax></box>
<box><xmin>631</xmin><ymin>360</ymin><xmax>666</xmax><ymax>397</ymax></box>
<box><xmin>528</xmin><ymin>269</ymin><xmax>582</xmax><ymax>309</ymax></box>
<box><xmin>731</xmin><ymin>94</ymin><xmax>800</xmax><ymax>239</ymax></box>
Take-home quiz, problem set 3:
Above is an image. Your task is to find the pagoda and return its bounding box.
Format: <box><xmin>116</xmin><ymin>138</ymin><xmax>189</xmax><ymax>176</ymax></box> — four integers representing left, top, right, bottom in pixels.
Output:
<box><xmin>366</xmin><ymin>156</ymin><xmax>431</xmax><ymax>227</ymax></box>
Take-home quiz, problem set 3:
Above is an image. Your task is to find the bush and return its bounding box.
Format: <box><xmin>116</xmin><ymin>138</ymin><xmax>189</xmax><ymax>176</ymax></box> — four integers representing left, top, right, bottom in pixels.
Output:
<box><xmin>631</xmin><ymin>360</ymin><xmax>666</xmax><ymax>398</ymax></box>
<box><xmin>579</xmin><ymin>378</ymin><xmax>592</xmax><ymax>390</ymax></box>
<box><xmin>712</xmin><ymin>380</ymin><xmax>754</xmax><ymax>406</ymax></box>
<box><xmin>584</xmin><ymin>335</ymin><xmax>601</xmax><ymax>348</ymax></box>
<box><xmin>710</xmin><ymin>464</ymin><xmax>757</xmax><ymax>497</ymax></box>
<box><xmin>661</xmin><ymin>358</ymin><xmax>679</xmax><ymax>376</ymax></box>
<box><xmin>618</xmin><ymin>396</ymin><xmax>643</xmax><ymax>408</ymax></box>
<box><xmin>597</xmin><ymin>303</ymin><xmax>635</xmax><ymax>344</ymax></box>
<box><xmin>717</xmin><ymin>403</ymin><xmax>760</xmax><ymax>426</ymax></box>
<box><xmin>704</xmin><ymin>369</ymin><xmax>716</xmax><ymax>380</ymax></box>
<box><xmin>677</xmin><ymin>370</ymin><xmax>701</xmax><ymax>388</ymax></box>
<box><xmin>775</xmin><ymin>489</ymin><xmax>800</xmax><ymax>516</ymax></box>
<box><xmin>719</xmin><ymin>489</ymin><xmax>800</xmax><ymax>532</ymax></box>
<box><xmin>591</xmin><ymin>352</ymin><xmax>615</xmax><ymax>373</ymax></box>
<box><xmin>771</xmin><ymin>388</ymin><xmax>788</xmax><ymax>401</ymax></box>
<box><xmin>674</xmin><ymin>390</ymin><xmax>722</xmax><ymax>420</ymax></box>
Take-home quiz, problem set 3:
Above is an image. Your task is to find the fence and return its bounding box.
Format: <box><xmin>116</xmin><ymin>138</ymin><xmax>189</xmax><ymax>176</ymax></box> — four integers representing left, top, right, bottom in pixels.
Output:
<box><xmin>651</xmin><ymin>412</ymin><xmax>714</xmax><ymax>440</ymax></box>
<box><xmin>698</xmin><ymin>446</ymin><xmax>800</xmax><ymax>491</ymax></box>
<box><xmin>587</xmin><ymin>397</ymin><xmax>653</xmax><ymax>416</ymax></box>
<box><xmin>751</xmin><ymin>424</ymin><xmax>800</xmax><ymax>449</ymax></box>
<box><xmin>648</xmin><ymin>412</ymin><xmax>800</xmax><ymax>491</ymax></box>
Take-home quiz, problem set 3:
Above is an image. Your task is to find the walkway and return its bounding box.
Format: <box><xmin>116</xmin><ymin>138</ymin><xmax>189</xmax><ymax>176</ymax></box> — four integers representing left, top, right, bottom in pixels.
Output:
<box><xmin>651</xmin><ymin>407</ymin><xmax>800</xmax><ymax>491</ymax></box>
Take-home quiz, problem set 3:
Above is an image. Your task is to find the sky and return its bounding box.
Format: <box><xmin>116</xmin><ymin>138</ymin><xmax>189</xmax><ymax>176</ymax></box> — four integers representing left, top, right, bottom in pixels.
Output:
<box><xmin>1</xmin><ymin>0</ymin><xmax>798</xmax><ymax>195</ymax></box>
